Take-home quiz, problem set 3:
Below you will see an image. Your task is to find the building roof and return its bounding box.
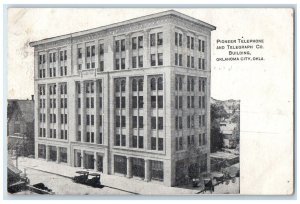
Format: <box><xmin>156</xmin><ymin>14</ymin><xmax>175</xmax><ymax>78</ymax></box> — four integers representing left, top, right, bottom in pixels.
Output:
<box><xmin>7</xmin><ymin>100</ymin><xmax>34</xmax><ymax>123</ymax></box>
<box><xmin>29</xmin><ymin>10</ymin><xmax>216</xmax><ymax>47</ymax></box>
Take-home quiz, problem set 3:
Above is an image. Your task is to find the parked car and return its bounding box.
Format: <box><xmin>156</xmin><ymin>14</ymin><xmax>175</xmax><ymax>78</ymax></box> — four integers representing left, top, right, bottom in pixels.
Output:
<box><xmin>86</xmin><ymin>173</ymin><xmax>101</xmax><ymax>187</ymax></box>
<box><xmin>72</xmin><ymin>171</ymin><xmax>89</xmax><ymax>184</ymax></box>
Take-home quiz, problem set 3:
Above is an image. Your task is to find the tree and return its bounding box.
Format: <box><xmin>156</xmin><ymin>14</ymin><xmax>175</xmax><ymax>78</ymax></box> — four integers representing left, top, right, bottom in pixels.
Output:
<box><xmin>210</xmin><ymin>104</ymin><xmax>226</xmax><ymax>153</ymax></box>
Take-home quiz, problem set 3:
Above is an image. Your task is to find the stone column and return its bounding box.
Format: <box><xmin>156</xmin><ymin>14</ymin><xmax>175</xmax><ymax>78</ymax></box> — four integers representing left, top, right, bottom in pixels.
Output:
<box><xmin>143</xmin><ymin>75</ymin><xmax>150</xmax><ymax>150</ymax></box>
<box><xmin>94</xmin><ymin>152</ymin><xmax>98</xmax><ymax>172</ymax></box>
<box><xmin>95</xmin><ymin>80</ymin><xmax>100</xmax><ymax>144</ymax></box>
<box><xmin>125</xmin><ymin>33</ymin><xmax>131</xmax><ymax>69</ymax></box>
<box><xmin>143</xmin><ymin>29</ymin><xmax>150</xmax><ymax>68</ymax></box>
<box><xmin>46</xmin><ymin>145</ymin><xmax>50</xmax><ymax>161</ymax></box>
<box><xmin>82</xmin><ymin>43</ymin><xmax>86</xmax><ymax>70</ymax></box>
<box><xmin>182</xmin><ymin>31</ymin><xmax>187</xmax><ymax>68</ymax></box>
<box><xmin>56</xmin><ymin>147</ymin><xmax>60</xmax><ymax>163</ymax></box>
<box><xmin>57</xmin><ymin>83</ymin><xmax>61</xmax><ymax>140</ymax></box>
<box><xmin>45</xmin><ymin>84</ymin><xmax>50</xmax><ymax>138</ymax></box>
<box><xmin>126</xmin><ymin>156</ymin><xmax>132</xmax><ymax>178</ymax></box>
<box><xmin>144</xmin><ymin>159</ymin><xmax>151</xmax><ymax>182</ymax></box>
<box><xmin>95</xmin><ymin>41</ymin><xmax>99</xmax><ymax>71</ymax></box>
<box><xmin>125</xmin><ymin>77</ymin><xmax>130</xmax><ymax>148</ymax></box>
<box><xmin>81</xmin><ymin>81</ymin><xmax>86</xmax><ymax>142</ymax></box>
<box><xmin>81</xmin><ymin>150</ymin><xmax>85</xmax><ymax>169</ymax></box>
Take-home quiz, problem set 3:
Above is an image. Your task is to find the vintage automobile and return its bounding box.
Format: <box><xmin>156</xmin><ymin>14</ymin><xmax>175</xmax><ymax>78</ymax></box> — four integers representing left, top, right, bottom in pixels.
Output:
<box><xmin>72</xmin><ymin>171</ymin><xmax>89</xmax><ymax>184</ymax></box>
<box><xmin>86</xmin><ymin>173</ymin><xmax>101</xmax><ymax>187</ymax></box>
<box><xmin>203</xmin><ymin>178</ymin><xmax>214</xmax><ymax>193</ymax></box>
<box><xmin>213</xmin><ymin>172</ymin><xmax>225</xmax><ymax>184</ymax></box>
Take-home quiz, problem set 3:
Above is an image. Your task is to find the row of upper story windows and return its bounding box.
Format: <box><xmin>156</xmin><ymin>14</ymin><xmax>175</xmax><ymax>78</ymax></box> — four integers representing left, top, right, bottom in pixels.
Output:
<box><xmin>175</xmin><ymin>76</ymin><xmax>207</xmax><ymax>92</ymax></box>
<box><xmin>175</xmin><ymin>32</ymin><xmax>206</xmax><ymax>52</ymax></box>
<box><xmin>38</xmin><ymin>32</ymin><xmax>206</xmax><ymax>65</ymax></box>
<box><xmin>39</xmin><ymin>50</ymin><xmax>67</xmax><ymax>65</ymax></box>
<box><xmin>175</xmin><ymin>133</ymin><xmax>207</xmax><ymax>151</ymax></box>
<box><xmin>39</xmin><ymin>84</ymin><xmax>67</xmax><ymax>96</ymax></box>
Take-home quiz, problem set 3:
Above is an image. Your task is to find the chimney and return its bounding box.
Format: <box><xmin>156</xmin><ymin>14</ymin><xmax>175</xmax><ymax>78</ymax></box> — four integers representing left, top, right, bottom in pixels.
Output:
<box><xmin>31</xmin><ymin>95</ymin><xmax>34</xmax><ymax>101</ymax></box>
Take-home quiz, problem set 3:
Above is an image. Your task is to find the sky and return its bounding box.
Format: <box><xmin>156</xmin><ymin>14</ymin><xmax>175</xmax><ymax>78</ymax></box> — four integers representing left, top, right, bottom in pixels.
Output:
<box><xmin>7</xmin><ymin>8</ymin><xmax>294</xmax><ymax>194</ymax></box>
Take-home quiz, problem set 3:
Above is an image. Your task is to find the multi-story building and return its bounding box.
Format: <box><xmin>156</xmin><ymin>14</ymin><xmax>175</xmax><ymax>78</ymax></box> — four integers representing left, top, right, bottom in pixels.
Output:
<box><xmin>29</xmin><ymin>10</ymin><xmax>216</xmax><ymax>186</ymax></box>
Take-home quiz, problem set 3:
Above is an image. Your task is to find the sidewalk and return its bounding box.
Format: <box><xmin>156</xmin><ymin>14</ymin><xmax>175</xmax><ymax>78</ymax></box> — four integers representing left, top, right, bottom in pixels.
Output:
<box><xmin>17</xmin><ymin>157</ymin><xmax>199</xmax><ymax>195</ymax></box>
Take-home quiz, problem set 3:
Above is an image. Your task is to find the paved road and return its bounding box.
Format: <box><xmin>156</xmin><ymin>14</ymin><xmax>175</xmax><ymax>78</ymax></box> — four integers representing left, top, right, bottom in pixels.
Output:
<box><xmin>22</xmin><ymin>167</ymin><xmax>131</xmax><ymax>195</ymax></box>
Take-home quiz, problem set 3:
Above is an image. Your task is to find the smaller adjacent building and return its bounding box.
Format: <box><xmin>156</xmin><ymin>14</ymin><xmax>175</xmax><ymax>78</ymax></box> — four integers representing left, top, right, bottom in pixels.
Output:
<box><xmin>7</xmin><ymin>97</ymin><xmax>35</xmax><ymax>157</ymax></box>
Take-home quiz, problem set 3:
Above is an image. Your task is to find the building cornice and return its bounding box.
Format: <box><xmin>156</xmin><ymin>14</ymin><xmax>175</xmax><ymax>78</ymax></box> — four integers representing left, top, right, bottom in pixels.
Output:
<box><xmin>30</xmin><ymin>10</ymin><xmax>216</xmax><ymax>50</ymax></box>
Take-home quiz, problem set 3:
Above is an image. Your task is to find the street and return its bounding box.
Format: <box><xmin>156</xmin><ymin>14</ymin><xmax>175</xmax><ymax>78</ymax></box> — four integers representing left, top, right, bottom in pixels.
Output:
<box><xmin>15</xmin><ymin>157</ymin><xmax>239</xmax><ymax>195</ymax></box>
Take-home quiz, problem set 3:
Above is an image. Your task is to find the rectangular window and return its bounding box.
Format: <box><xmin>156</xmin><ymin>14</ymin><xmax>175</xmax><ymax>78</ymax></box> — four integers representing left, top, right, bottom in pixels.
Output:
<box><xmin>187</xmin><ymin>56</ymin><xmax>190</xmax><ymax>67</ymax></box>
<box><xmin>187</xmin><ymin>36</ymin><xmax>190</xmax><ymax>48</ymax></box>
<box><xmin>121</xmin><ymin>97</ymin><xmax>126</xmax><ymax>108</ymax></box>
<box><xmin>175</xmin><ymin>32</ymin><xmax>178</xmax><ymax>46</ymax></box>
<box><xmin>121</xmin><ymin>58</ymin><xmax>125</xmax><ymax>69</ymax></box>
<box><xmin>151</xmin><ymin>54</ymin><xmax>156</xmax><ymax>66</ymax></box>
<box><xmin>150</xmin><ymin>33</ymin><xmax>156</xmax><ymax>46</ymax></box>
<box><xmin>138</xmin><ymin>96</ymin><xmax>143</xmax><ymax>108</ymax></box>
<box><xmin>121</xmin><ymin>39</ymin><xmax>125</xmax><ymax>51</ymax></box>
<box><xmin>179</xmin><ymin>96</ymin><xmax>183</xmax><ymax>109</ymax></box>
<box><xmin>138</xmin><ymin>136</ymin><xmax>144</xmax><ymax>148</ymax></box>
<box><xmin>121</xmin><ymin>116</ymin><xmax>126</xmax><ymax>127</ymax></box>
<box><xmin>99</xmin><ymin>61</ymin><xmax>104</xmax><ymax>71</ymax></box>
<box><xmin>99</xmin><ymin>44</ymin><xmax>104</xmax><ymax>55</ymax></box>
<box><xmin>115</xmin><ymin>134</ymin><xmax>120</xmax><ymax>146</ymax></box>
<box><xmin>191</xmin><ymin>96</ymin><xmax>195</xmax><ymax>108</ymax></box>
<box><xmin>86</xmin><ymin>46</ymin><xmax>91</xmax><ymax>57</ymax></box>
<box><xmin>198</xmin><ymin>58</ymin><xmax>202</xmax><ymax>69</ymax></box>
<box><xmin>116</xmin><ymin>115</ymin><xmax>120</xmax><ymax>128</ymax></box>
<box><xmin>78</xmin><ymin>48</ymin><xmax>82</xmax><ymax>59</ymax></box>
<box><xmin>139</xmin><ymin>116</ymin><xmax>143</xmax><ymax>129</ymax></box>
<box><xmin>158</xmin><ymin>96</ymin><xmax>163</xmax><ymax>108</ymax></box>
<box><xmin>158</xmin><ymin>117</ymin><xmax>163</xmax><ymax>130</ymax></box>
<box><xmin>78</xmin><ymin>114</ymin><xmax>81</xmax><ymax>125</ymax></box>
<box><xmin>132</xmin><ymin>135</ymin><xmax>137</xmax><ymax>148</ymax></box>
<box><xmin>158</xmin><ymin>53</ymin><xmax>163</xmax><ymax>66</ymax></box>
<box><xmin>202</xmin><ymin>41</ymin><xmax>205</xmax><ymax>52</ymax></box>
<box><xmin>64</xmin><ymin>50</ymin><xmax>67</xmax><ymax>60</ymax></box>
<box><xmin>115</xmin><ymin>41</ymin><xmax>120</xmax><ymax>52</ymax></box>
<box><xmin>86</xmin><ymin>115</ymin><xmax>90</xmax><ymax>125</ymax></box>
<box><xmin>158</xmin><ymin>138</ymin><xmax>163</xmax><ymax>151</ymax></box>
<box><xmin>138</xmin><ymin>36</ymin><xmax>143</xmax><ymax>48</ymax></box>
<box><xmin>202</xmin><ymin>59</ymin><xmax>205</xmax><ymax>70</ymax></box>
<box><xmin>157</xmin><ymin>32</ymin><xmax>163</xmax><ymax>45</ymax></box>
<box><xmin>179</xmin><ymin>54</ymin><xmax>182</xmax><ymax>66</ymax></box>
<box><xmin>151</xmin><ymin>137</ymin><xmax>156</xmax><ymax>150</ymax></box>
<box><xmin>179</xmin><ymin>117</ymin><xmax>183</xmax><ymax>129</ymax></box>
<box><xmin>198</xmin><ymin>39</ymin><xmax>202</xmax><ymax>51</ymax></box>
<box><xmin>132</xmin><ymin>37</ymin><xmax>137</xmax><ymax>50</ymax></box>
<box><xmin>91</xmin><ymin>115</ymin><xmax>94</xmax><ymax>126</ymax></box>
<box><xmin>77</xmin><ymin>131</ymin><xmax>81</xmax><ymax>142</ymax></box>
<box><xmin>116</xmin><ymin>97</ymin><xmax>120</xmax><ymax>108</ymax></box>
<box><xmin>151</xmin><ymin>117</ymin><xmax>156</xmax><ymax>129</ymax></box>
<box><xmin>65</xmin><ymin>114</ymin><xmax>67</xmax><ymax>124</ymax></box>
<box><xmin>121</xmin><ymin>134</ymin><xmax>126</xmax><ymax>146</ymax></box>
<box><xmin>132</xmin><ymin>96</ymin><xmax>137</xmax><ymax>109</ymax></box>
<box><xmin>187</xmin><ymin>116</ymin><xmax>190</xmax><ymax>128</ymax></box>
<box><xmin>191</xmin><ymin>37</ymin><xmax>194</xmax><ymax>49</ymax></box>
<box><xmin>175</xmin><ymin>53</ymin><xmax>178</xmax><ymax>65</ymax></box>
<box><xmin>151</xmin><ymin>96</ymin><xmax>156</xmax><ymax>108</ymax></box>
<box><xmin>191</xmin><ymin>56</ymin><xmax>194</xmax><ymax>68</ymax></box>
<box><xmin>78</xmin><ymin>98</ymin><xmax>81</xmax><ymax>108</ymax></box>
<box><xmin>91</xmin><ymin>45</ymin><xmax>95</xmax><ymax>57</ymax></box>
<box><xmin>132</xmin><ymin>56</ymin><xmax>137</xmax><ymax>68</ymax></box>
<box><xmin>115</xmin><ymin>59</ymin><xmax>120</xmax><ymax>70</ymax></box>
<box><xmin>91</xmin><ymin>97</ymin><xmax>94</xmax><ymax>108</ymax></box>
<box><xmin>132</xmin><ymin>116</ymin><xmax>137</xmax><ymax>128</ymax></box>
<box><xmin>138</xmin><ymin>55</ymin><xmax>143</xmax><ymax>67</ymax></box>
